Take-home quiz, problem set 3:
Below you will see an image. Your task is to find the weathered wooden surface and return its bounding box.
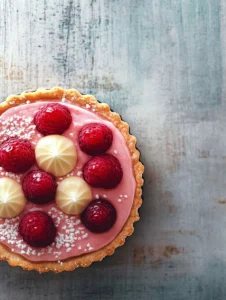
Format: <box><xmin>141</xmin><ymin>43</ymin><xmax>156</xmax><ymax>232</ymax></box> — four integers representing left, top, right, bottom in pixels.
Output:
<box><xmin>0</xmin><ymin>0</ymin><xmax>225</xmax><ymax>299</ymax></box>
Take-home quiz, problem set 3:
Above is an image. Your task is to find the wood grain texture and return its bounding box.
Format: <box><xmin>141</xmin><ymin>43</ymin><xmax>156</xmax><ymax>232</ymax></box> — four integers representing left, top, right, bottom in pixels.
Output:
<box><xmin>0</xmin><ymin>0</ymin><xmax>225</xmax><ymax>299</ymax></box>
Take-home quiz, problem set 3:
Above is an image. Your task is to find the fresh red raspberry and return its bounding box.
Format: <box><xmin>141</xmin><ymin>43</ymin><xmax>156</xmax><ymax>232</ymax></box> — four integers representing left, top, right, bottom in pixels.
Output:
<box><xmin>83</xmin><ymin>154</ymin><xmax>123</xmax><ymax>189</ymax></box>
<box><xmin>19</xmin><ymin>211</ymin><xmax>57</xmax><ymax>247</ymax></box>
<box><xmin>22</xmin><ymin>170</ymin><xmax>57</xmax><ymax>204</ymax></box>
<box><xmin>81</xmin><ymin>199</ymin><xmax>117</xmax><ymax>233</ymax></box>
<box><xmin>34</xmin><ymin>103</ymin><xmax>72</xmax><ymax>135</ymax></box>
<box><xmin>78</xmin><ymin>123</ymin><xmax>113</xmax><ymax>155</ymax></box>
<box><xmin>0</xmin><ymin>137</ymin><xmax>35</xmax><ymax>173</ymax></box>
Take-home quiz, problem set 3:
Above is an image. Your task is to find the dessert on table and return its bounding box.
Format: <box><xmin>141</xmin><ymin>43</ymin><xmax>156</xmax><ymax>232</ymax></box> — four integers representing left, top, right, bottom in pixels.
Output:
<box><xmin>0</xmin><ymin>87</ymin><xmax>144</xmax><ymax>272</ymax></box>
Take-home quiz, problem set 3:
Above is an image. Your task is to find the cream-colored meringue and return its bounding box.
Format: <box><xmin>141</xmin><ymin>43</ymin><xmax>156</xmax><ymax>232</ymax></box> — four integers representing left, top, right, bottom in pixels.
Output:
<box><xmin>56</xmin><ymin>176</ymin><xmax>92</xmax><ymax>215</ymax></box>
<box><xmin>0</xmin><ymin>178</ymin><xmax>26</xmax><ymax>218</ymax></box>
<box><xmin>35</xmin><ymin>135</ymin><xmax>77</xmax><ymax>177</ymax></box>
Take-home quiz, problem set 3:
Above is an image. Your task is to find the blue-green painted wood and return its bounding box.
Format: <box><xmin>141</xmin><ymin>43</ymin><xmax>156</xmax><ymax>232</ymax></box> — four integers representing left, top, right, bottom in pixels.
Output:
<box><xmin>0</xmin><ymin>0</ymin><xmax>225</xmax><ymax>299</ymax></box>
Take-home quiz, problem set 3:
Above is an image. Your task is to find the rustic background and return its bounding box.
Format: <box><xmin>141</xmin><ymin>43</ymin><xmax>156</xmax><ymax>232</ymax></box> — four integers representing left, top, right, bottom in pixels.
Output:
<box><xmin>0</xmin><ymin>0</ymin><xmax>225</xmax><ymax>299</ymax></box>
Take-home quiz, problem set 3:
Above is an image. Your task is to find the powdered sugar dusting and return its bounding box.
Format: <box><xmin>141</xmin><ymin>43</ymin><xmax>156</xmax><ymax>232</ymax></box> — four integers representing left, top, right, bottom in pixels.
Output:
<box><xmin>0</xmin><ymin>218</ymin><xmax>19</xmax><ymax>243</ymax></box>
<box><xmin>0</xmin><ymin>206</ymin><xmax>93</xmax><ymax>260</ymax></box>
<box><xmin>0</xmin><ymin>171</ymin><xmax>21</xmax><ymax>183</ymax></box>
<box><xmin>0</xmin><ymin>115</ymin><xmax>36</xmax><ymax>142</ymax></box>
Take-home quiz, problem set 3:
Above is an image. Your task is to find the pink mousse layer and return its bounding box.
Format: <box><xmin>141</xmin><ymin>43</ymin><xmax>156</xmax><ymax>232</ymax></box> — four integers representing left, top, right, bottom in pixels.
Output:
<box><xmin>0</xmin><ymin>100</ymin><xmax>136</xmax><ymax>262</ymax></box>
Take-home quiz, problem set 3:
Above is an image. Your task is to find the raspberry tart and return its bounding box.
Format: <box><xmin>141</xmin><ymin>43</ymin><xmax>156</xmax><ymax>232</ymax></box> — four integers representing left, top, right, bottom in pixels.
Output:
<box><xmin>0</xmin><ymin>87</ymin><xmax>144</xmax><ymax>273</ymax></box>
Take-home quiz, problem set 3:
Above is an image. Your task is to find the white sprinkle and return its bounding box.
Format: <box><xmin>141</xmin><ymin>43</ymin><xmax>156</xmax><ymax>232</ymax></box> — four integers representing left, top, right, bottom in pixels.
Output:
<box><xmin>0</xmin><ymin>115</ymin><xmax>35</xmax><ymax>141</ymax></box>
<box><xmin>124</xmin><ymin>195</ymin><xmax>128</xmax><ymax>198</ymax></box>
<box><xmin>75</xmin><ymin>220</ymin><xmax>81</xmax><ymax>226</ymax></box>
<box><xmin>0</xmin><ymin>198</ymin><xmax>94</xmax><ymax>260</ymax></box>
<box><xmin>114</xmin><ymin>150</ymin><xmax>118</xmax><ymax>154</ymax></box>
<box><xmin>95</xmin><ymin>194</ymin><xmax>99</xmax><ymax>199</ymax></box>
<box><xmin>103</xmin><ymin>194</ymin><xmax>107</xmax><ymax>198</ymax></box>
<box><xmin>77</xmin><ymin>171</ymin><xmax>83</xmax><ymax>177</ymax></box>
<box><xmin>92</xmin><ymin>108</ymin><xmax>96</xmax><ymax>112</ymax></box>
<box><xmin>26</xmin><ymin>100</ymin><xmax>30</xmax><ymax>104</ymax></box>
<box><xmin>118</xmin><ymin>199</ymin><xmax>122</xmax><ymax>203</ymax></box>
<box><xmin>69</xmin><ymin>133</ymin><xmax>74</xmax><ymax>137</ymax></box>
<box><xmin>86</xmin><ymin>104</ymin><xmax>91</xmax><ymax>109</ymax></box>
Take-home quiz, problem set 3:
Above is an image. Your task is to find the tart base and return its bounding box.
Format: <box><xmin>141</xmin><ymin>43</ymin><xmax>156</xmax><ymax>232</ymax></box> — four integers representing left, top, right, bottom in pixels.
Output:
<box><xmin>0</xmin><ymin>87</ymin><xmax>144</xmax><ymax>273</ymax></box>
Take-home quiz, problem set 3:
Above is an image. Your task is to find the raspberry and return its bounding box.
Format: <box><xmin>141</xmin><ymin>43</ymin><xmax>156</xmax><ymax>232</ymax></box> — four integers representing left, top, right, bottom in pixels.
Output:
<box><xmin>83</xmin><ymin>154</ymin><xmax>123</xmax><ymax>189</ymax></box>
<box><xmin>34</xmin><ymin>103</ymin><xmax>72</xmax><ymax>135</ymax></box>
<box><xmin>0</xmin><ymin>137</ymin><xmax>35</xmax><ymax>173</ymax></box>
<box><xmin>19</xmin><ymin>211</ymin><xmax>56</xmax><ymax>247</ymax></box>
<box><xmin>78</xmin><ymin>123</ymin><xmax>113</xmax><ymax>155</ymax></box>
<box><xmin>81</xmin><ymin>199</ymin><xmax>117</xmax><ymax>233</ymax></box>
<box><xmin>22</xmin><ymin>170</ymin><xmax>57</xmax><ymax>204</ymax></box>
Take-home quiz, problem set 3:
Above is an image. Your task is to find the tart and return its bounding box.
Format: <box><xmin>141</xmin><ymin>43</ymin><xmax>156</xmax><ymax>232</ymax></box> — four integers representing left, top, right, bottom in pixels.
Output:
<box><xmin>0</xmin><ymin>87</ymin><xmax>144</xmax><ymax>273</ymax></box>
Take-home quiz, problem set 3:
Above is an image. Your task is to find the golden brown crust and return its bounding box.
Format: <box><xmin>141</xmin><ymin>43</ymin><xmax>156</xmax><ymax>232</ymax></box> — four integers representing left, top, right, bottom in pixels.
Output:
<box><xmin>0</xmin><ymin>87</ymin><xmax>144</xmax><ymax>273</ymax></box>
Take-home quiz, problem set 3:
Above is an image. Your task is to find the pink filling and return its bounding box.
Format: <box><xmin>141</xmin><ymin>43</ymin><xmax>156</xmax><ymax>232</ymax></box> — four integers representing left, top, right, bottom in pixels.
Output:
<box><xmin>0</xmin><ymin>100</ymin><xmax>135</xmax><ymax>262</ymax></box>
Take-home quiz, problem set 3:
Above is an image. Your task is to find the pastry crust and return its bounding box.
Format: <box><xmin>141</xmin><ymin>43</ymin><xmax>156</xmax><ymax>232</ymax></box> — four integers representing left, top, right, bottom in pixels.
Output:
<box><xmin>0</xmin><ymin>87</ymin><xmax>144</xmax><ymax>273</ymax></box>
